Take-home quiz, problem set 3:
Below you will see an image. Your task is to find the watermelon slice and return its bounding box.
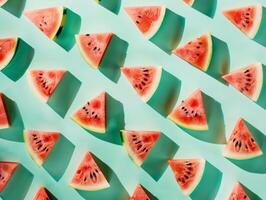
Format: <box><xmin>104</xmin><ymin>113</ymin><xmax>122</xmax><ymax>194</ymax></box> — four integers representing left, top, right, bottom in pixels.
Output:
<box><xmin>24</xmin><ymin>7</ymin><xmax>64</xmax><ymax>39</ymax></box>
<box><xmin>121</xmin><ymin>130</ymin><xmax>160</xmax><ymax>166</ymax></box>
<box><xmin>28</xmin><ymin>69</ymin><xmax>66</xmax><ymax>102</ymax></box>
<box><xmin>33</xmin><ymin>187</ymin><xmax>53</xmax><ymax>200</ymax></box>
<box><xmin>121</xmin><ymin>66</ymin><xmax>162</xmax><ymax>102</ymax></box>
<box><xmin>130</xmin><ymin>185</ymin><xmax>150</xmax><ymax>200</ymax></box>
<box><xmin>72</xmin><ymin>92</ymin><xmax>106</xmax><ymax>133</ymax></box>
<box><xmin>0</xmin><ymin>93</ymin><xmax>9</xmax><ymax>129</ymax></box>
<box><xmin>223</xmin><ymin>4</ymin><xmax>262</xmax><ymax>39</ymax></box>
<box><xmin>223</xmin><ymin>118</ymin><xmax>262</xmax><ymax>160</ymax></box>
<box><xmin>0</xmin><ymin>38</ymin><xmax>18</xmax><ymax>70</ymax></box>
<box><xmin>222</xmin><ymin>63</ymin><xmax>263</xmax><ymax>101</ymax></box>
<box><xmin>168</xmin><ymin>90</ymin><xmax>208</xmax><ymax>130</ymax></box>
<box><xmin>168</xmin><ymin>159</ymin><xmax>205</xmax><ymax>196</ymax></box>
<box><xmin>0</xmin><ymin>162</ymin><xmax>19</xmax><ymax>192</ymax></box>
<box><xmin>173</xmin><ymin>33</ymin><xmax>212</xmax><ymax>71</ymax></box>
<box><xmin>124</xmin><ymin>6</ymin><xmax>166</xmax><ymax>39</ymax></box>
<box><xmin>70</xmin><ymin>151</ymin><xmax>109</xmax><ymax>191</ymax></box>
<box><xmin>0</xmin><ymin>0</ymin><xmax>7</xmax><ymax>6</ymax></box>
<box><xmin>229</xmin><ymin>182</ymin><xmax>250</xmax><ymax>200</ymax></box>
<box><xmin>24</xmin><ymin>130</ymin><xmax>60</xmax><ymax>166</ymax></box>
<box><xmin>75</xmin><ymin>33</ymin><xmax>113</xmax><ymax>68</ymax></box>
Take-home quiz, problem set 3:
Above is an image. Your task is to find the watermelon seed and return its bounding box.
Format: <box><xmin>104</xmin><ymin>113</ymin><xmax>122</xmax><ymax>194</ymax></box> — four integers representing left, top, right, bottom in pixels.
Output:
<box><xmin>136</xmin><ymin>21</ymin><xmax>140</xmax><ymax>24</ymax></box>
<box><xmin>184</xmin><ymin>175</ymin><xmax>189</xmax><ymax>179</ymax></box>
<box><xmin>141</xmin><ymin>81</ymin><xmax>146</xmax><ymax>86</ymax></box>
<box><xmin>137</xmin><ymin>144</ymin><xmax>142</xmax><ymax>150</ymax></box>
<box><xmin>93</xmin><ymin>47</ymin><xmax>97</xmax><ymax>51</ymax></box>
<box><xmin>132</xmin><ymin>134</ymin><xmax>136</xmax><ymax>137</ymax></box>
<box><xmin>138</xmin><ymin>15</ymin><xmax>142</xmax><ymax>18</ymax></box>
<box><xmin>251</xmin><ymin>138</ymin><xmax>254</xmax><ymax>142</ymax></box>
<box><xmin>36</xmin><ymin>140</ymin><xmax>41</xmax><ymax>144</ymax></box>
<box><xmin>186</xmin><ymin>162</ymin><xmax>192</xmax><ymax>166</ymax></box>
<box><xmin>87</xmin><ymin>42</ymin><xmax>91</xmax><ymax>46</ymax></box>
<box><xmin>135</xmin><ymin>141</ymin><xmax>141</xmax><ymax>144</ymax></box>
<box><xmin>86</xmin><ymin>34</ymin><xmax>90</xmax><ymax>36</ymax></box>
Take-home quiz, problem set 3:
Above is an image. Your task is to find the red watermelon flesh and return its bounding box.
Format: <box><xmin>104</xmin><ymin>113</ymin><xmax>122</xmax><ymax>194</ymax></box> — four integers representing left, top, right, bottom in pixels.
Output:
<box><xmin>24</xmin><ymin>130</ymin><xmax>60</xmax><ymax>166</ymax></box>
<box><xmin>222</xmin><ymin>63</ymin><xmax>263</xmax><ymax>101</ymax></box>
<box><xmin>173</xmin><ymin>33</ymin><xmax>212</xmax><ymax>71</ymax></box>
<box><xmin>183</xmin><ymin>0</ymin><xmax>194</xmax><ymax>6</ymax></box>
<box><xmin>223</xmin><ymin>4</ymin><xmax>262</xmax><ymax>38</ymax></box>
<box><xmin>121</xmin><ymin>130</ymin><xmax>160</xmax><ymax>166</ymax></box>
<box><xmin>24</xmin><ymin>7</ymin><xmax>64</xmax><ymax>39</ymax></box>
<box><xmin>224</xmin><ymin>118</ymin><xmax>262</xmax><ymax>160</ymax></box>
<box><xmin>0</xmin><ymin>162</ymin><xmax>19</xmax><ymax>192</ymax></box>
<box><xmin>125</xmin><ymin>6</ymin><xmax>166</xmax><ymax>38</ymax></box>
<box><xmin>0</xmin><ymin>38</ymin><xmax>17</xmax><ymax>70</ymax></box>
<box><xmin>121</xmin><ymin>66</ymin><xmax>162</xmax><ymax>102</ymax></box>
<box><xmin>168</xmin><ymin>90</ymin><xmax>208</xmax><ymax>130</ymax></box>
<box><xmin>70</xmin><ymin>151</ymin><xmax>109</xmax><ymax>191</ymax></box>
<box><xmin>0</xmin><ymin>0</ymin><xmax>7</xmax><ymax>6</ymax></box>
<box><xmin>33</xmin><ymin>187</ymin><xmax>52</xmax><ymax>200</ymax></box>
<box><xmin>168</xmin><ymin>159</ymin><xmax>205</xmax><ymax>196</ymax></box>
<box><xmin>72</xmin><ymin>92</ymin><xmax>106</xmax><ymax>133</ymax></box>
<box><xmin>0</xmin><ymin>93</ymin><xmax>9</xmax><ymax>129</ymax></box>
<box><xmin>130</xmin><ymin>185</ymin><xmax>150</xmax><ymax>200</ymax></box>
<box><xmin>75</xmin><ymin>33</ymin><xmax>113</xmax><ymax>68</ymax></box>
<box><xmin>28</xmin><ymin>69</ymin><xmax>65</xmax><ymax>102</ymax></box>
<box><xmin>229</xmin><ymin>182</ymin><xmax>250</xmax><ymax>200</ymax></box>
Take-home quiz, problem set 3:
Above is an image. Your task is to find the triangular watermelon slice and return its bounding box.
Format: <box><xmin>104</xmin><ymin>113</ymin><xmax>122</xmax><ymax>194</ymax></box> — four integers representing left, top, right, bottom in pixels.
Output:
<box><xmin>229</xmin><ymin>182</ymin><xmax>251</xmax><ymax>200</ymax></box>
<box><xmin>70</xmin><ymin>151</ymin><xmax>109</xmax><ymax>191</ymax></box>
<box><xmin>168</xmin><ymin>159</ymin><xmax>205</xmax><ymax>196</ymax></box>
<box><xmin>24</xmin><ymin>7</ymin><xmax>64</xmax><ymax>39</ymax></box>
<box><xmin>72</xmin><ymin>92</ymin><xmax>106</xmax><ymax>133</ymax></box>
<box><xmin>24</xmin><ymin>130</ymin><xmax>60</xmax><ymax>166</ymax></box>
<box><xmin>28</xmin><ymin>69</ymin><xmax>66</xmax><ymax>102</ymax></box>
<box><xmin>223</xmin><ymin>118</ymin><xmax>262</xmax><ymax>160</ymax></box>
<box><xmin>130</xmin><ymin>185</ymin><xmax>151</xmax><ymax>200</ymax></box>
<box><xmin>34</xmin><ymin>187</ymin><xmax>53</xmax><ymax>200</ymax></box>
<box><xmin>121</xmin><ymin>130</ymin><xmax>160</xmax><ymax>166</ymax></box>
<box><xmin>173</xmin><ymin>33</ymin><xmax>212</xmax><ymax>71</ymax></box>
<box><xmin>223</xmin><ymin>4</ymin><xmax>262</xmax><ymax>39</ymax></box>
<box><xmin>222</xmin><ymin>63</ymin><xmax>263</xmax><ymax>101</ymax></box>
<box><xmin>124</xmin><ymin>6</ymin><xmax>166</xmax><ymax>39</ymax></box>
<box><xmin>75</xmin><ymin>33</ymin><xmax>113</xmax><ymax>68</ymax></box>
<box><xmin>183</xmin><ymin>0</ymin><xmax>194</xmax><ymax>6</ymax></box>
<box><xmin>0</xmin><ymin>38</ymin><xmax>18</xmax><ymax>70</ymax></box>
<box><xmin>121</xmin><ymin>66</ymin><xmax>162</xmax><ymax>102</ymax></box>
<box><xmin>0</xmin><ymin>162</ymin><xmax>19</xmax><ymax>192</ymax></box>
<box><xmin>168</xmin><ymin>90</ymin><xmax>208</xmax><ymax>130</ymax></box>
<box><xmin>0</xmin><ymin>0</ymin><xmax>8</xmax><ymax>6</ymax></box>
<box><xmin>0</xmin><ymin>93</ymin><xmax>9</xmax><ymax>129</ymax></box>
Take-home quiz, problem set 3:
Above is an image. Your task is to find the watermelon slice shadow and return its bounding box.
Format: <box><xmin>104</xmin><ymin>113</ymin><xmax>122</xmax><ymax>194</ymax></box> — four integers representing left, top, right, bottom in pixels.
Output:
<box><xmin>225</xmin><ymin>119</ymin><xmax>266</xmax><ymax>174</ymax></box>
<box><xmin>2</xmin><ymin>38</ymin><xmax>34</xmax><ymax>81</ymax></box>
<box><xmin>180</xmin><ymin>92</ymin><xmax>226</xmax><ymax>144</ymax></box>
<box><xmin>99</xmin><ymin>34</ymin><xmax>128</xmax><ymax>83</ymax></box>
<box><xmin>189</xmin><ymin>0</ymin><xmax>217</xmax><ymax>18</ymax></box>
<box><xmin>150</xmin><ymin>8</ymin><xmax>185</xmax><ymax>54</ymax></box>
<box><xmin>84</xmin><ymin>93</ymin><xmax>125</xmax><ymax>145</ymax></box>
<box><xmin>141</xmin><ymin>132</ymin><xmax>179</xmax><ymax>181</ymax></box>
<box><xmin>97</xmin><ymin>0</ymin><xmax>121</xmax><ymax>15</ymax></box>
<box><xmin>147</xmin><ymin>69</ymin><xmax>181</xmax><ymax>117</ymax></box>
<box><xmin>0</xmin><ymin>94</ymin><xmax>24</xmax><ymax>142</ymax></box>
<box><xmin>47</xmin><ymin>71</ymin><xmax>81</xmax><ymax>118</ymax></box>
<box><xmin>42</xmin><ymin>134</ymin><xmax>75</xmax><ymax>181</ymax></box>
<box><xmin>54</xmin><ymin>8</ymin><xmax>81</xmax><ymax>51</ymax></box>
<box><xmin>1</xmin><ymin>0</ymin><xmax>26</xmax><ymax>17</ymax></box>
<box><xmin>206</xmin><ymin>35</ymin><xmax>230</xmax><ymax>84</ymax></box>
<box><xmin>76</xmin><ymin>152</ymin><xmax>130</xmax><ymax>200</ymax></box>
<box><xmin>0</xmin><ymin>163</ymin><xmax>33</xmax><ymax>200</ymax></box>
<box><xmin>253</xmin><ymin>6</ymin><xmax>266</xmax><ymax>47</ymax></box>
<box><xmin>190</xmin><ymin>161</ymin><xmax>222</xmax><ymax>200</ymax></box>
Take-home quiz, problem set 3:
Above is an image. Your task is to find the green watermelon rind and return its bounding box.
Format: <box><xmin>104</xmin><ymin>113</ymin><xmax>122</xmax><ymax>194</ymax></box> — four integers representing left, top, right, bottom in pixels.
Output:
<box><xmin>223</xmin><ymin>4</ymin><xmax>262</xmax><ymax>39</ymax></box>
<box><xmin>223</xmin><ymin>147</ymin><xmax>263</xmax><ymax>160</ymax></box>
<box><xmin>124</xmin><ymin>6</ymin><xmax>166</xmax><ymax>39</ymax></box>
<box><xmin>0</xmin><ymin>38</ymin><xmax>18</xmax><ymax>70</ymax></box>
<box><xmin>71</xmin><ymin>115</ymin><xmax>106</xmax><ymax>134</ymax></box>
<box><xmin>121</xmin><ymin>130</ymin><xmax>143</xmax><ymax>167</ymax></box>
<box><xmin>222</xmin><ymin>63</ymin><xmax>263</xmax><ymax>102</ymax></box>
<box><xmin>24</xmin><ymin>130</ymin><xmax>43</xmax><ymax>166</ymax></box>
<box><xmin>69</xmin><ymin>180</ymin><xmax>110</xmax><ymax>191</ymax></box>
<box><xmin>24</xmin><ymin>6</ymin><xmax>64</xmax><ymax>40</ymax></box>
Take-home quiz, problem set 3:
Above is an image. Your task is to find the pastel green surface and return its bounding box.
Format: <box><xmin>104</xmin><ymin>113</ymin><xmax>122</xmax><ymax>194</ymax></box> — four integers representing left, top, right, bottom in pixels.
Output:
<box><xmin>0</xmin><ymin>0</ymin><xmax>265</xmax><ymax>199</ymax></box>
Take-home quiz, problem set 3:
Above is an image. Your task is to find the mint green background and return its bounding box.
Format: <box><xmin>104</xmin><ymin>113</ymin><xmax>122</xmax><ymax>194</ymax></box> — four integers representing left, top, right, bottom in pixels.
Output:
<box><xmin>0</xmin><ymin>0</ymin><xmax>265</xmax><ymax>199</ymax></box>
